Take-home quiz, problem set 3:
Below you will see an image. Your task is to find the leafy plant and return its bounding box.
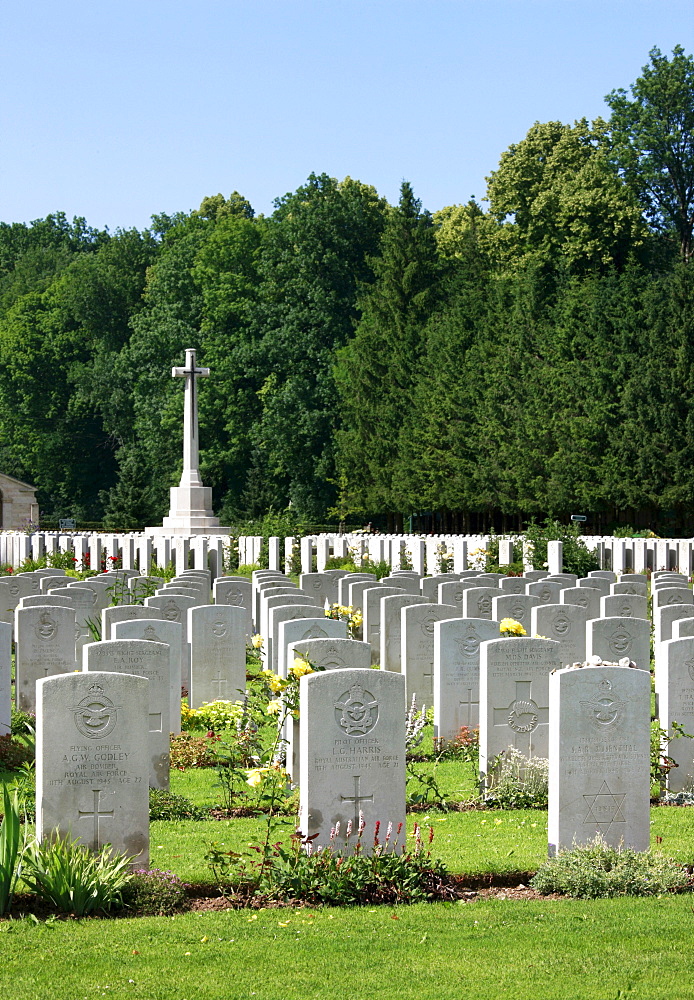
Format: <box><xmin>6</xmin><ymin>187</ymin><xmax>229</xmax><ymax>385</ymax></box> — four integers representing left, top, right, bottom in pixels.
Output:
<box><xmin>0</xmin><ymin>786</ymin><xmax>25</xmax><ymax>915</ymax></box>
<box><xmin>149</xmin><ymin>789</ymin><xmax>207</xmax><ymax>821</ymax></box>
<box><xmin>21</xmin><ymin>837</ymin><xmax>133</xmax><ymax>916</ymax></box>
<box><xmin>122</xmin><ymin>867</ymin><xmax>190</xmax><ymax>915</ymax></box>
<box><xmin>484</xmin><ymin>747</ymin><xmax>549</xmax><ymax>809</ymax></box>
<box><xmin>181</xmin><ymin>699</ymin><xmax>248</xmax><ymax>732</ymax></box>
<box><xmin>169</xmin><ymin>732</ymin><xmax>220</xmax><ymax>769</ymax></box>
<box><xmin>0</xmin><ymin>734</ymin><xmax>34</xmax><ymax>771</ymax></box>
<box><xmin>651</xmin><ymin>721</ymin><xmax>694</xmax><ymax>796</ymax></box>
<box><xmin>11</xmin><ymin>709</ymin><xmax>36</xmax><ymax>737</ymax></box>
<box><xmin>206</xmin><ymin>820</ymin><xmax>448</xmax><ymax>905</ymax></box>
<box><xmin>531</xmin><ymin>836</ymin><xmax>690</xmax><ymax>898</ymax></box>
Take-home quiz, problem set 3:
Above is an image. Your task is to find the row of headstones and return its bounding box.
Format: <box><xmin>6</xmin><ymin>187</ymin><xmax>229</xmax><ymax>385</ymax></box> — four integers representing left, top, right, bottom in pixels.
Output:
<box><xmin>297</xmin><ymin>654</ymin><xmax>652</xmax><ymax>857</ymax></box>
<box><xmin>27</xmin><ymin>567</ymin><xmax>686</xmax><ymax>865</ymax></box>
<box><xmin>32</xmin><ymin>654</ymin><xmax>652</xmax><ymax>870</ymax></box>
<box><xmin>237</xmin><ymin>531</ymin><xmax>694</xmax><ymax>577</ymax></box>
<box><xmin>0</xmin><ymin>531</ymin><xmax>230</xmax><ymax>576</ymax></box>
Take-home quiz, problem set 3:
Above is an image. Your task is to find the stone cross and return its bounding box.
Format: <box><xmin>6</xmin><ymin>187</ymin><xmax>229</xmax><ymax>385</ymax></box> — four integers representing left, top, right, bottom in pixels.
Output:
<box><xmin>493</xmin><ymin>680</ymin><xmax>549</xmax><ymax>755</ymax></box>
<box><xmin>172</xmin><ymin>348</ymin><xmax>210</xmax><ymax>489</ymax></box>
<box><xmin>459</xmin><ymin>688</ymin><xmax>478</xmax><ymax>729</ymax></box>
<box><xmin>339</xmin><ymin>774</ymin><xmax>374</xmax><ymax>830</ymax></box>
<box><xmin>78</xmin><ymin>788</ymin><xmax>114</xmax><ymax>850</ymax></box>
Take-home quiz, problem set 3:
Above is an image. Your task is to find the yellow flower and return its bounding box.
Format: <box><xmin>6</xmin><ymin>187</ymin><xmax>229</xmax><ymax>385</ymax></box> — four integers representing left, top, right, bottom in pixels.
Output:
<box><xmin>266</xmin><ymin>699</ymin><xmax>282</xmax><ymax>715</ymax></box>
<box><xmin>289</xmin><ymin>657</ymin><xmax>314</xmax><ymax>678</ymax></box>
<box><xmin>267</xmin><ymin>673</ymin><xmax>286</xmax><ymax>693</ymax></box>
<box><xmin>245</xmin><ymin>768</ymin><xmax>265</xmax><ymax>787</ymax></box>
<box><xmin>251</xmin><ymin>634</ymin><xmax>263</xmax><ymax>649</ymax></box>
<box><xmin>499</xmin><ymin>618</ymin><xmax>526</xmax><ymax>637</ymax></box>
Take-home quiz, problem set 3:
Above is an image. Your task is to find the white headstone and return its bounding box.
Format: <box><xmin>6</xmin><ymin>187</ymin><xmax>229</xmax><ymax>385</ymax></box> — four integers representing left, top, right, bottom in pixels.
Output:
<box><xmin>659</xmin><ymin>637</ymin><xmax>694</xmax><ymax>791</ymax></box>
<box><xmin>0</xmin><ymin>622</ymin><xmax>11</xmax><ymax>735</ymax></box>
<box><xmin>15</xmin><ymin>605</ymin><xmax>77</xmax><ymax>712</ymax></box>
<box><xmin>299</xmin><ymin>668</ymin><xmax>406</xmax><ymax>854</ymax></box>
<box><xmin>433</xmin><ymin>618</ymin><xmax>500</xmax><ymax>741</ymax></box>
<box><xmin>188</xmin><ymin>605</ymin><xmax>246</xmax><ymax>709</ymax></box>
<box><xmin>84</xmin><ymin>640</ymin><xmax>170</xmax><ymax>790</ymax></box>
<box><xmin>113</xmin><ymin>619</ymin><xmax>183</xmax><ymax>736</ymax></box>
<box><xmin>480</xmin><ymin>637</ymin><xmax>560</xmax><ymax>780</ymax></box>
<box><xmin>586</xmin><ymin>617</ymin><xmax>650</xmax><ymax>671</ymax></box>
<box><xmin>379</xmin><ymin>595</ymin><xmax>428</xmax><ymax>672</ymax></box>
<box><xmin>36</xmin><ymin>671</ymin><xmax>149</xmax><ymax>866</ymax></box>
<box><xmin>548</xmin><ymin>663</ymin><xmax>650</xmax><ymax>853</ymax></box>
<box><xmin>401</xmin><ymin>603</ymin><xmax>457</xmax><ymax>706</ymax></box>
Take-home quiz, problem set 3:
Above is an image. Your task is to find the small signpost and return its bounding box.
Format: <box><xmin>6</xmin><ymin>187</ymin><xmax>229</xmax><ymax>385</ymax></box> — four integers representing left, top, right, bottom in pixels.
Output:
<box><xmin>570</xmin><ymin>515</ymin><xmax>587</xmax><ymax>523</ymax></box>
<box><xmin>58</xmin><ymin>518</ymin><xmax>76</xmax><ymax>531</ymax></box>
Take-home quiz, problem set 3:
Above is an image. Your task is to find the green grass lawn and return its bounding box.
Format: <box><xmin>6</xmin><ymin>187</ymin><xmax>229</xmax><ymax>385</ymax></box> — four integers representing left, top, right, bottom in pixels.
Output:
<box><xmin>1</xmin><ymin>896</ymin><xmax>694</xmax><ymax>1000</ymax></box>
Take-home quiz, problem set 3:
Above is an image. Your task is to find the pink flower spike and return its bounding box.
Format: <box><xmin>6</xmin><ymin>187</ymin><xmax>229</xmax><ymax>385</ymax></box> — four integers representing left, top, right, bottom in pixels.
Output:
<box><xmin>330</xmin><ymin>826</ymin><xmax>336</xmax><ymax>841</ymax></box>
<box><xmin>334</xmin><ymin>820</ymin><xmax>340</xmax><ymax>838</ymax></box>
<box><xmin>345</xmin><ymin>819</ymin><xmax>352</xmax><ymax>838</ymax></box>
<box><xmin>385</xmin><ymin>821</ymin><xmax>393</xmax><ymax>842</ymax></box>
<box><xmin>396</xmin><ymin>822</ymin><xmax>403</xmax><ymax>837</ymax></box>
<box><xmin>358</xmin><ymin>810</ymin><xmax>366</xmax><ymax>836</ymax></box>
<box><xmin>429</xmin><ymin>825</ymin><xmax>434</xmax><ymax>845</ymax></box>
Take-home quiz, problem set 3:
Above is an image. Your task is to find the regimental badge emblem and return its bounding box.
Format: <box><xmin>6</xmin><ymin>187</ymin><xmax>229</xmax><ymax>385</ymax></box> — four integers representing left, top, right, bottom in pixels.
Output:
<box><xmin>510</xmin><ymin>602</ymin><xmax>526</xmax><ymax>621</ymax></box>
<box><xmin>73</xmin><ymin>684</ymin><xmax>119</xmax><ymax>739</ymax></box>
<box><xmin>581</xmin><ymin>678</ymin><xmax>625</xmax><ymax>730</ymax></box>
<box><xmin>477</xmin><ymin>595</ymin><xmax>492</xmax><ymax>614</ymax></box>
<box><xmin>335</xmin><ymin>683</ymin><xmax>379</xmax><ymax>737</ymax></box>
<box><xmin>508</xmin><ymin>697</ymin><xmax>540</xmax><ymax>734</ymax></box>
<box><xmin>302</xmin><ymin>626</ymin><xmax>327</xmax><ymax>641</ymax></box>
<box><xmin>685</xmin><ymin>657</ymin><xmax>694</xmax><ymax>683</ymax></box>
<box><xmin>226</xmin><ymin>589</ymin><xmax>243</xmax><ymax>606</ymax></box>
<box><xmin>456</xmin><ymin>626</ymin><xmax>481</xmax><ymax>657</ymax></box>
<box><xmin>212</xmin><ymin>619</ymin><xmax>228</xmax><ymax>638</ymax></box>
<box><xmin>143</xmin><ymin>625</ymin><xmax>162</xmax><ymax>643</ymax></box>
<box><xmin>419</xmin><ymin>612</ymin><xmax>439</xmax><ymax>636</ymax></box>
<box><xmin>667</xmin><ymin>594</ymin><xmax>683</xmax><ymax>605</ymax></box>
<box><xmin>539</xmin><ymin>588</ymin><xmax>551</xmax><ymax>602</ymax></box>
<box><xmin>319</xmin><ymin>644</ymin><xmax>345</xmax><ymax>670</ymax></box>
<box><xmin>620</xmin><ymin>604</ymin><xmax>633</xmax><ymax>617</ymax></box>
<box><xmin>576</xmin><ymin>594</ymin><xmax>589</xmax><ymax>608</ymax></box>
<box><xmin>35</xmin><ymin>611</ymin><xmax>57</xmax><ymax>642</ymax></box>
<box><xmin>163</xmin><ymin>600</ymin><xmax>180</xmax><ymax>621</ymax></box>
<box><xmin>608</xmin><ymin>626</ymin><xmax>633</xmax><ymax>657</ymax></box>
<box><xmin>9</xmin><ymin>583</ymin><xmax>19</xmax><ymax>597</ymax></box>
<box><xmin>552</xmin><ymin>613</ymin><xmax>571</xmax><ymax>636</ymax></box>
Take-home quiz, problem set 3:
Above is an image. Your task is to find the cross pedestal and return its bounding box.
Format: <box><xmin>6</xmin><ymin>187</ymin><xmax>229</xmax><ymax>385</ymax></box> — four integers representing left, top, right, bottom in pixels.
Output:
<box><xmin>148</xmin><ymin>348</ymin><xmax>230</xmax><ymax>536</ymax></box>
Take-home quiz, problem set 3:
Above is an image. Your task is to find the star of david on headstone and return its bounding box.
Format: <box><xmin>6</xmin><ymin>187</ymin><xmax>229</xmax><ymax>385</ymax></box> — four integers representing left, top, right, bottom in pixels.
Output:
<box><xmin>583</xmin><ymin>781</ymin><xmax>626</xmax><ymax>832</ymax></box>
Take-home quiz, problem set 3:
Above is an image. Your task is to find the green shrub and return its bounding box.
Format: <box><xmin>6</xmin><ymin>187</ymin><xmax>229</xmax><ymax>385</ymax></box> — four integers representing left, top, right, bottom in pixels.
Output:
<box><xmin>21</xmin><ymin>837</ymin><xmax>133</xmax><ymax>916</ymax></box>
<box><xmin>169</xmin><ymin>732</ymin><xmax>220</xmax><ymax>769</ymax></box>
<box><xmin>531</xmin><ymin>837</ymin><xmax>690</xmax><ymax>898</ymax></box>
<box><xmin>484</xmin><ymin>747</ymin><xmax>548</xmax><ymax>809</ymax></box>
<box><xmin>0</xmin><ymin>734</ymin><xmax>34</xmax><ymax>771</ymax></box>
<box><xmin>206</xmin><ymin>821</ymin><xmax>449</xmax><ymax>905</ymax></box>
<box><xmin>11</xmin><ymin>709</ymin><xmax>36</xmax><ymax>737</ymax></box>
<box><xmin>149</xmin><ymin>789</ymin><xmax>206</xmax><ymax>821</ymax></box>
<box><xmin>122</xmin><ymin>868</ymin><xmax>190</xmax><ymax>915</ymax></box>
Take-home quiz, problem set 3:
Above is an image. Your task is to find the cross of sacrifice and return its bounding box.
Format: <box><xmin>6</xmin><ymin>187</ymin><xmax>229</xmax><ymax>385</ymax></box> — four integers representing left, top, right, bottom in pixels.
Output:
<box><xmin>172</xmin><ymin>348</ymin><xmax>210</xmax><ymax>489</ymax></box>
<box><xmin>340</xmin><ymin>775</ymin><xmax>374</xmax><ymax>830</ymax></box>
<box><xmin>78</xmin><ymin>788</ymin><xmax>114</xmax><ymax>849</ymax></box>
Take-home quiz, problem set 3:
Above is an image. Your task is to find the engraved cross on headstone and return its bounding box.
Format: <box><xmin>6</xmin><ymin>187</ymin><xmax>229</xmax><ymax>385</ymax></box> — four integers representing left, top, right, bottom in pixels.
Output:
<box><xmin>492</xmin><ymin>680</ymin><xmax>549</xmax><ymax>755</ymax></box>
<box><xmin>340</xmin><ymin>774</ymin><xmax>374</xmax><ymax>829</ymax></box>
<box><xmin>172</xmin><ymin>348</ymin><xmax>210</xmax><ymax>489</ymax></box>
<box><xmin>78</xmin><ymin>788</ymin><xmax>114</xmax><ymax>849</ymax></box>
<box><xmin>211</xmin><ymin>672</ymin><xmax>228</xmax><ymax>698</ymax></box>
<box><xmin>459</xmin><ymin>687</ymin><xmax>479</xmax><ymax>729</ymax></box>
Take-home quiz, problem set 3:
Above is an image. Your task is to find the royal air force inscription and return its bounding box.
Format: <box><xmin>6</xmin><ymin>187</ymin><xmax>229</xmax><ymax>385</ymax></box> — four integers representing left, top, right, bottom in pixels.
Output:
<box><xmin>299</xmin><ymin>669</ymin><xmax>406</xmax><ymax>855</ymax></box>
<box><xmin>36</xmin><ymin>672</ymin><xmax>149</xmax><ymax>866</ymax></box>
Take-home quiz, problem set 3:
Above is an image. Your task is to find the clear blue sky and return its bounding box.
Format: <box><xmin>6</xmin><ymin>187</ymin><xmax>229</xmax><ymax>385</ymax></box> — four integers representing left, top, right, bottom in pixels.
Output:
<box><xmin>1</xmin><ymin>0</ymin><xmax>691</xmax><ymax>231</ymax></box>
